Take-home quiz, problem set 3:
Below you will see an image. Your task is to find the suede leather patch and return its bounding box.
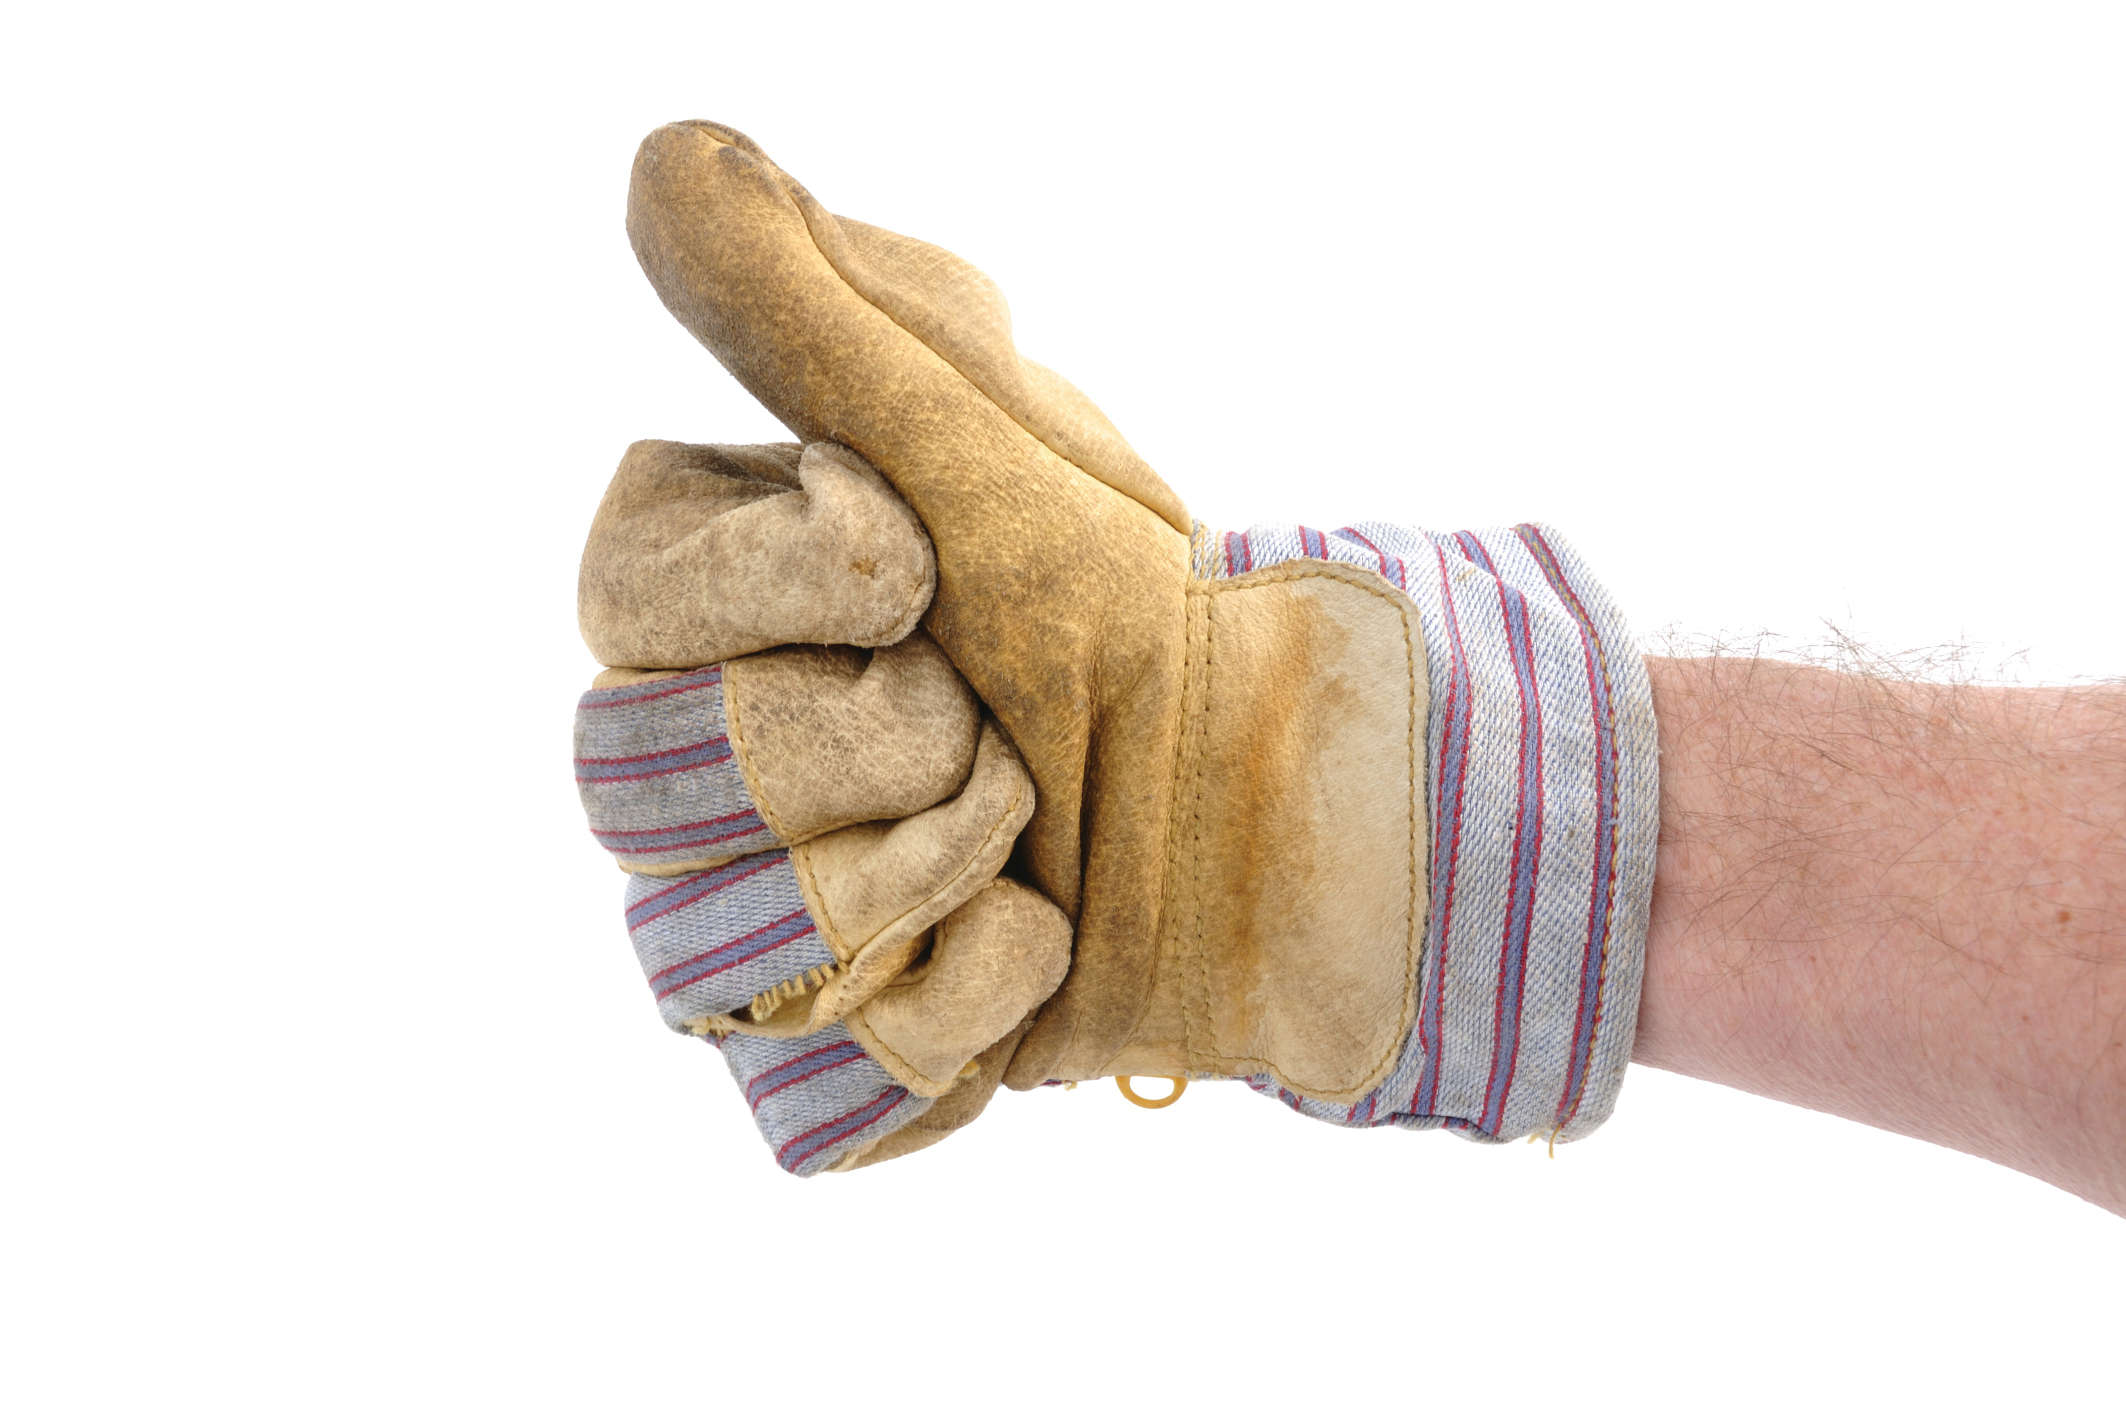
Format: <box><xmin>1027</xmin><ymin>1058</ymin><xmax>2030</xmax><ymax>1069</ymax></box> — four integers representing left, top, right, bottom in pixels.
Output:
<box><xmin>1131</xmin><ymin>559</ymin><xmax>1428</xmax><ymax>1104</ymax></box>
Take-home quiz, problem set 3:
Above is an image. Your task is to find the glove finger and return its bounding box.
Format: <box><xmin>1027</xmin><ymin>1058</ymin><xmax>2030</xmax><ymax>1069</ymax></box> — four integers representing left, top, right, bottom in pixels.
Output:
<box><xmin>626</xmin><ymin>121</ymin><xmax>1188</xmax><ymax>540</ymax></box>
<box><xmin>710</xmin><ymin>1024</ymin><xmax>929</xmax><ymax>1177</ymax></box>
<box><xmin>579</xmin><ymin>438</ymin><xmax>934</xmax><ymax>669</ymax></box>
<box><xmin>846</xmin><ymin>878</ymin><xmax>1071</xmax><ymax>1096</ymax></box>
<box><xmin>722</xmin><ymin>633</ymin><xmax>979</xmax><ymax>849</ymax></box>
<box><xmin>702</xmin><ymin>881</ymin><xmax>1068</xmax><ymax>1177</ymax></box>
<box><xmin>620</xmin><ymin>719</ymin><xmax>1033</xmax><ymax>1037</ymax></box>
<box><xmin>575</xmin><ymin>633</ymin><xmax>977</xmax><ymax>873</ymax></box>
<box><xmin>827</xmin><ymin>1020</ymin><xmax>1032</xmax><ymax>1174</ymax></box>
<box><xmin>626</xmin><ymin>121</ymin><xmax>1195</xmax><ymax>967</ymax></box>
<box><xmin>619</xmin><ymin>722</ymin><xmax>1040</xmax><ymax>1178</ymax></box>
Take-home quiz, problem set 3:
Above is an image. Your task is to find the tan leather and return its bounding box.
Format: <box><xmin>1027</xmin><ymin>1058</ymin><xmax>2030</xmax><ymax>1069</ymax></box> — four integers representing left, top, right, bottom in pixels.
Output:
<box><xmin>588</xmin><ymin>634</ymin><xmax>980</xmax><ymax>878</ymax></box>
<box><xmin>702</xmin><ymin>721</ymin><xmax>1046</xmax><ymax>1040</ymax></box>
<box><xmin>830</xmin><ymin>1022</ymin><xmax>1035</xmax><ymax>1172</ymax></box>
<box><xmin>851</xmin><ymin>879</ymin><xmax>1074</xmax><ymax>1096</ymax></box>
<box><xmin>623</xmin><ymin>121</ymin><xmax>1430</xmax><ymax>1111</ymax></box>
<box><xmin>724</xmin><ymin>635</ymin><xmax>979</xmax><ymax>848</ymax></box>
<box><xmin>1108</xmin><ymin>561</ymin><xmax>1427</xmax><ymax>1102</ymax></box>
<box><xmin>581</xmin><ymin>438</ymin><xmax>933</xmax><ymax>669</ymax></box>
<box><xmin>577</xmin><ymin>428</ymin><xmax>1073</xmax><ymax>1131</ymax></box>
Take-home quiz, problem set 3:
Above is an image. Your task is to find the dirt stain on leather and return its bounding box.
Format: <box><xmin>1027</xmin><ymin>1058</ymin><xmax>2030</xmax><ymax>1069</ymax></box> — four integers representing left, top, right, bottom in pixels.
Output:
<box><xmin>1202</xmin><ymin>587</ymin><xmax>1357</xmax><ymax>1035</ymax></box>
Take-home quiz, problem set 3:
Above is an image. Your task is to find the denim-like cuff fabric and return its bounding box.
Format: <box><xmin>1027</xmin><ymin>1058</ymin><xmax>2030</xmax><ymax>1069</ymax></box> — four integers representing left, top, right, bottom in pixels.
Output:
<box><xmin>1194</xmin><ymin>522</ymin><xmax>1659</xmax><ymax>1143</ymax></box>
<box><xmin>575</xmin><ymin>668</ymin><xmax>931</xmax><ymax>1174</ymax></box>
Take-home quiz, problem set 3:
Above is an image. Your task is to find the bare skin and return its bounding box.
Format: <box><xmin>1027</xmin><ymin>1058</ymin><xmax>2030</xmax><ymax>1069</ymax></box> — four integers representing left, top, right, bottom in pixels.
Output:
<box><xmin>1634</xmin><ymin>655</ymin><xmax>2126</xmax><ymax>1213</ymax></box>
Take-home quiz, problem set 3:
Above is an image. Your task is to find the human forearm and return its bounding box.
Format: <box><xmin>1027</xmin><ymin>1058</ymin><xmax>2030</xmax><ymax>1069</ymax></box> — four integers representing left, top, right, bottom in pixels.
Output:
<box><xmin>1634</xmin><ymin>654</ymin><xmax>2126</xmax><ymax>1212</ymax></box>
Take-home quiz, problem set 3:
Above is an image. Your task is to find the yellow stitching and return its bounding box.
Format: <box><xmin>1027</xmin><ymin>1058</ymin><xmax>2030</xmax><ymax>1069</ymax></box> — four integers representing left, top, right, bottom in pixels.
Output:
<box><xmin>789</xmin><ymin>844</ymin><xmax>850</xmax><ymax>962</ymax></box>
<box><xmin>847</xmin><ymin>1009</ymin><xmax>930</xmax><ymax>1086</ymax></box>
<box><xmin>1143</xmin><ymin>585</ymin><xmax>1211</xmax><ymax>1082</ymax></box>
<box><xmin>1188</xmin><ymin>589</ymin><xmax>1216</xmax><ymax>1068</ymax></box>
<box><xmin>1188</xmin><ymin>522</ymin><xmax>1216</xmax><ymax>580</ymax></box>
<box><xmin>783</xmin><ymin>181</ymin><xmax>1186</xmax><ymax>533</ymax></box>
<box><xmin>1152</xmin><ymin>591</ymin><xmax>1199</xmax><ymax>1069</ymax></box>
<box><xmin>1174</xmin><ymin>559</ymin><xmax>1426</xmax><ymax>1104</ymax></box>
<box><xmin>792</xmin><ymin>752</ymin><xmax>1028</xmax><ymax>984</ymax></box>
<box><xmin>846</xmin><ymin>1010</ymin><xmax>953</xmax><ymax>1096</ymax></box>
<box><xmin>865</xmin><ymin>762</ymin><xmax>1027</xmax><ymax>949</ymax></box>
<box><xmin>837</xmin><ymin>877</ymin><xmax>1021</xmax><ymax>1092</ymax></box>
<box><xmin>721</xmin><ymin>660</ymin><xmax>792</xmax><ymax>842</ymax></box>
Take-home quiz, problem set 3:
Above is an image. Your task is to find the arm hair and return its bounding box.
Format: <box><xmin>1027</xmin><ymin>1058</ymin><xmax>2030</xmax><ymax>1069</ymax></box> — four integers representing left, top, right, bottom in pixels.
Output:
<box><xmin>1635</xmin><ymin>648</ymin><xmax>2126</xmax><ymax>1213</ymax></box>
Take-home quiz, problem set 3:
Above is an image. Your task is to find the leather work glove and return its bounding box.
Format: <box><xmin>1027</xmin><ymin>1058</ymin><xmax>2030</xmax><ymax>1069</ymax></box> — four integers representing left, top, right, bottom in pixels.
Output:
<box><xmin>575</xmin><ymin>440</ymin><xmax>1070</xmax><ymax>1172</ymax></box>
<box><xmin>578</xmin><ymin>120</ymin><xmax>1663</xmax><ymax>1172</ymax></box>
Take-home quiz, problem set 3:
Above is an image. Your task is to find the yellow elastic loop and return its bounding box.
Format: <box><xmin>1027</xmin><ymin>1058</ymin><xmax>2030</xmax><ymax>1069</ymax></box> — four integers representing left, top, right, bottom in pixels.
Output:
<box><xmin>1114</xmin><ymin>1074</ymin><xmax>1188</xmax><ymax>1109</ymax></box>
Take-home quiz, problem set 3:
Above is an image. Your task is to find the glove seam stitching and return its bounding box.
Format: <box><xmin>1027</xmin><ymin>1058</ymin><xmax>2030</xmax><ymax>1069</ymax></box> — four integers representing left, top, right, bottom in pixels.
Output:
<box><xmin>1177</xmin><ymin>560</ymin><xmax>1426</xmax><ymax>1104</ymax></box>
<box><xmin>722</xmin><ymin>661</ymin><xmax>795</xmax><ymax>844</ymax></box>
<box><xmin>789</xmin><ymin>754</ymin><xmax>1030</xmax><ymax>1005</ymax></box>
<box><xmin>842</xmin><ymin>881</ymin><xmax>1016</xmax><ymax>1097</ymax></box>
<box><xmin>781</xmin><ymin>185</ymin><xmax>1188</xmax><ymax>534</ymax></box>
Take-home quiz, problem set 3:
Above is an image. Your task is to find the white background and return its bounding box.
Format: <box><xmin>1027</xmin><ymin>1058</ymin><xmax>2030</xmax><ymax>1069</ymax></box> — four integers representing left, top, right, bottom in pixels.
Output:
<box><xmin>6</xmin><ymin>3</ymin><xmax>2123</xmax><ymax>1407</ymax></box>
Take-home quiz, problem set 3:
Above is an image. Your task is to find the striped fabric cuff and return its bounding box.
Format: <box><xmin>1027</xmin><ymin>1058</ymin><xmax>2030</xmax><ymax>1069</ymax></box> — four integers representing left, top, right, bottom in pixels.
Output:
<box><xmin>576</xmin><ymin>665</ymin><xmax>930</xmax><ymax>1174</ymax></box>
<box><xmin>707</xmin><ymin>1025</ymin><xmax>929</xmax><ymax>1176</ymax></box>
<box><xmin>623</xmin><ymin>851</ymin><xmax>834</xmax><ymax>1031</ymax></box>
<box><xmin>1196</xmin><ymin>521</ymin><xmax>1658</xmax><ymax>1144</ymax></box>
<box><xmin>574</xmin><ymin>667</ymin><xmax>775</xmax><ymax>870</ymax></box>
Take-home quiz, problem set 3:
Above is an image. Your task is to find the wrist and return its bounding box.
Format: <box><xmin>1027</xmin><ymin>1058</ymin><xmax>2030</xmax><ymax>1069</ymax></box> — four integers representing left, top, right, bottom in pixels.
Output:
<box><xmin>1634</xmin><ymin>654</ymin><xmax>2126</xmax><ymax>1210</ymax></box>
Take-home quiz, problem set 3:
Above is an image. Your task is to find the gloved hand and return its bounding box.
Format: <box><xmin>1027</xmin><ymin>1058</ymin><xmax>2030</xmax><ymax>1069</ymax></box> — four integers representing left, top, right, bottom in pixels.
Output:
<box><xmin>581</xmin><ymin>120</ymin><xmax>1662</xmax><ymax>1172</ymax></box>
<box><xmin>576</xmin><ymin>439</ymin><xmax>1070</xmax><ymax>1172</ymax></box>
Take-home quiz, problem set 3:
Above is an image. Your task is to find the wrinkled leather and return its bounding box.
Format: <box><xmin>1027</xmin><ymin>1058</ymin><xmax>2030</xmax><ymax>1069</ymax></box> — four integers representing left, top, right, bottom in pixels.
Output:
<box><xmin>624</xmin><ymin>122</ymin><xmax>1428</xmax><ymax>1108</ymax></box>
<box><xmin>834</xmin><ymin>1022</ymin><xmax>1035</xmax><ymax>1172</ymax></box>
<box><xmin>851</xmin><ymin>880</ymin><xmax>1073</xmax><ymax>1097</ymax></box>
<box><xmin>761</xmin><ymin>723</ymin><xmax>1042</xmax><ymax>1037</ymax></box>
<box><xmin>1111</xmin><ymin>562</ymin><xmax>1426</xmax><ymax>1101</ymax></box>
<box><xmin>576</xmin><ymin>428</ymin><xmax>1071</xmax><ymax>1154</ymax></box>
<box><xmin>589</xmin><ymin>635</ymin><xmax>981</xmax><ymax>878</ymax></box>
<box><xmin>725</xmin><ymin>634</ymin><xmax>980</xmax><ymax>849</ymax></box>
<box><xmin>581</xmin><ymin>438</ymin><xmax>933</xmax><ymax>669</ymax></box>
